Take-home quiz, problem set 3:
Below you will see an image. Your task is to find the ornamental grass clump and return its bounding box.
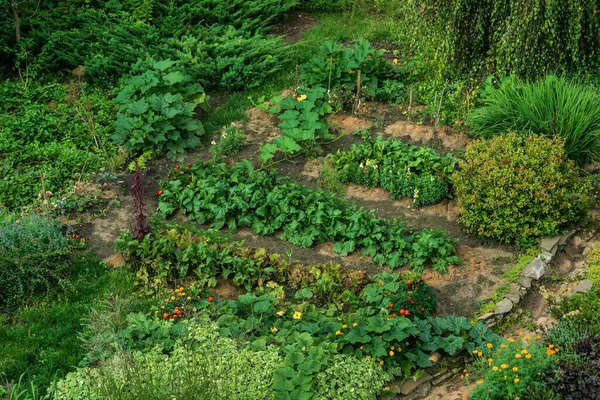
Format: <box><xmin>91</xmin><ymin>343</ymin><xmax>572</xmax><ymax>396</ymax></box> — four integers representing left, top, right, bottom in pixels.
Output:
<box><xmin>468</xmin><ymin>334</ymin><xmax>560</xmax><ymax>400</ymax></box>
<box><xmin>469</xmin><ymin>75</ymin><xmax>600</xmax><ymax>164</ymax></box>
<box><xmin>452</xmin><ymin>132</ymin><xmax>592</xmax><ymax>245</ymax></box>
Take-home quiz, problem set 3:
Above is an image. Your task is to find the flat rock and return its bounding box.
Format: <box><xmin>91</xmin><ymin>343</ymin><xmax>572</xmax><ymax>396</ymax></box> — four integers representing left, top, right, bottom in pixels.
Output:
<box><xmin>505</xmin><ymin>293</ymin><xmax>520</xmax><ymax>304</ymax></box>
<box><xmin>477</xmin><ymin>312</ymin><xmax>495</xmax><ymax>321</ymax></box>
<box><xmin>495</xmin><ymin>298</ymin><xmax>513</xmax><ymax>314</ymax></box>
<box><xmin>400</xmin><ymin>372</ymin><xmax>433</xmax><ymax>395</ymax></box>
<box><xmin>521</xmin><ymin>258</ymin><xmax>547</xmax><ymax>280</ymax></box>
<box><xmin>518</xmin><ymin>276</ymin><xmax>532</xmax><ymax>288</ymax></box>
<box><xmin>540</xmin><ymin>236</ymin><xmax>561</xmax><ymax>254</ymax></box>
<box><xmin>509</xmin><ymin>283</ymin><xmax>521</xmax><ymax>295</ymax></box>
<box><xmin>574</xmin><ymin>279</ymin><xmax>594</xmax><ymax>294</ymax></box>
<box><xmin>558</xmin><ymin>230</ymin><xmax>576</xmax><ymax>246</ymax></box>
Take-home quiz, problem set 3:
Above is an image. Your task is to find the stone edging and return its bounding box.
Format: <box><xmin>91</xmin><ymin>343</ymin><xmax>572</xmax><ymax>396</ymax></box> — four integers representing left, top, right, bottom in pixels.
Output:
<box><xmin>476</xmin><ymin>231</ymin><xmax>576</xmax><ymax>328</ymax></box>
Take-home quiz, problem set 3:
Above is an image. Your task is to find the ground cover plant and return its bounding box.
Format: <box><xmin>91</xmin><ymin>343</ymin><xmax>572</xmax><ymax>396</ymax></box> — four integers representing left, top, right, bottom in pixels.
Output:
<box><xmin>0</xmin><ymin>79</ymin><xmax>117</xmax><ymax>210</ymax></box>
<box><xmin>453</xmin><ymin>132</ymin><xmax>592</xmax><ymax>245</ymax></box>
<box><xmin>332</xmin><ymin>136</ymin><xmax>457</xmax><ymax>207</ymax></box>
<box><xmin>157</xmin><ymin>160</ymin><xmax>460</xmax><ymax>272</ymax></box>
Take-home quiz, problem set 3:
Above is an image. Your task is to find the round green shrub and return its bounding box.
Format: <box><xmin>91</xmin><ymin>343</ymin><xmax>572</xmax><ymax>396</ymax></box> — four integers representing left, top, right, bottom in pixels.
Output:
<box><xmin>452</xmin><ymin>132</ymin><xmax>592</xmax><ymax>244</ymax></box>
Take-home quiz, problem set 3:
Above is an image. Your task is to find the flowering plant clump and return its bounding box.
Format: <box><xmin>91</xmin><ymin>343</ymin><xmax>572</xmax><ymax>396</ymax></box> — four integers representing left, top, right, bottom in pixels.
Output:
<box><xmin>209</xmin><ymin>123</ymin><xmax>247</xmax><ymax>162</ymax></box>
<box><xmin>468</xmin><ymin>333</ymin><xmax>560</xmax><ymax>400</ymax></box>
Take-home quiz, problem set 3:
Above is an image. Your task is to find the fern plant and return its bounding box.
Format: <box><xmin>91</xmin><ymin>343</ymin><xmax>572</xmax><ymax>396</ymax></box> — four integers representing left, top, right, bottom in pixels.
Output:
<box><xmin>112</xmin><ymin>59</ymin><xmax>209</xmax><ymax>160</ymax></box>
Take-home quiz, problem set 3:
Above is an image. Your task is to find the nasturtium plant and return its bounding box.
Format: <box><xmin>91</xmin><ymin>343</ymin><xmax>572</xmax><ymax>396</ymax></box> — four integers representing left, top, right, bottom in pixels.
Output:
<box><xmin>112</xmin><ymin>59</ymin><xmax>209</xmax><ymax>160</ymax></box>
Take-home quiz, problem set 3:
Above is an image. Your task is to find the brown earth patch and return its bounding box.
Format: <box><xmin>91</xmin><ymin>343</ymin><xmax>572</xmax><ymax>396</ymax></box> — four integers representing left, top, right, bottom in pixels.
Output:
<box><xmin>328</xmin><ymin>114</ymin><xmax>374</xmax><ymax>133</ymax></box>
<box><xmin>270</xmin><ymin>12</ymin><xmax>320</xmax><ymax>43</ymax></box>
<box><xmin>244</xmin><ymin>107</ymin><xmax>281</xmax><ymax>144</ymax></box>
<box><xmin>385</xmin><ymin>121</ymin><xmax>470</xmax><ymax>150</ymax></box>
<box><xmin>425</xmin><ymin>378</ymin><xmax>473</xmax><ymax>400</ymax></box>
<box><xmin>301</xmin><ymin>159</ymin><xmax>323</xmax><ymax>179</ymax></box>
<box><xmin>213</xmin><ymin>277</ymin><xmax>246</xmax><ymax>300</ymax></box>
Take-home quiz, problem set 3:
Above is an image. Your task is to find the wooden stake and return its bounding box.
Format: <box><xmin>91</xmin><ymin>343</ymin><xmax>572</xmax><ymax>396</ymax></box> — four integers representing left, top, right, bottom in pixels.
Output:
<box><xmin>408</xmin><ymin>88</ymin><xmax>413</xmax><ymax>119</ymax></box>
<box><xmin>354</xmin><ymin>70</ymin><xmax>361</xmax><ymax>114</ymax></box>
<box><xmin>295</xmin><ymin>64</ymin><xmax>299</xmax><ymax>93</ymax></box>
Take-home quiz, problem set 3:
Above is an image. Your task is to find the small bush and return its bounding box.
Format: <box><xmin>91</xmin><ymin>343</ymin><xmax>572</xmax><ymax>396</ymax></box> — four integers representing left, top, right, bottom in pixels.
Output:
<box><xmin>452</xmin><ymin>132</ymin><xmax>592</xmax><ymax>244</ymax></box>
<box><xmin>0</xmin><ymin>212</ymin><xmax>74</xmax><ymax>308</ymax></box>
<box><xmin>112</xmin><ymin>59</ymin><xmax>209</xmax><ymax>160</ymax></box>
<box><xmin>469</xmin><ymin>75</ymin><xmax>600</xmax><ymax>164</ymax></box>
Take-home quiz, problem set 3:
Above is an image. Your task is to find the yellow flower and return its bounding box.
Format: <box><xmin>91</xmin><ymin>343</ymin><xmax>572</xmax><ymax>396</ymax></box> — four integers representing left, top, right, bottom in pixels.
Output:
<box><xmin>477</xmin><ymin>380</ymin><xmax>484</xmax><ymax>385</ymax></box>
<box><xmin>170</xmin><ymin>296</ymin><xmax>176</xmax><ymax>301</ymax></box>
<box><xmin>365</xmin><ymin>355</ymin><xmax>370</xmax><ymax>359</ymax></box>
<box><xmin>270</xmin><ymin>327</ymin><xmax>278</xmax><ymax>333</ymax></box>
<box><xmin>297</xmin><ymin>94</ymin><xmax>307</xmax><ymax>102</ymax></box>
<box><xmin>521</xmin><ymin>350</ymin><xmax>528</xmax><ymax>354</ymax></box>
<box><xmin>389</xmin><ymin>350</ymin><xmax>395</xmax><ymax>356</ymax></box>
<box><xmin>547</xmin><ymin>349</ymin><xmax>556</xmax><ymax>355</ymax></box>
<box><xmin>501</xmin><ymin>364</ymin><xmax>509</xmax><ymax>369</ymax></box>
<box><xmin>512</xmin><ymin>367</ymin><xmax>518</xmax><ymax>372</ymax></box>
<box><xmin>391</xmin><ymin>346</ymin><xmax>395</xmax><ymax>350</ymax></box>
<box><xmin>352</xmin><ymin>322</ymin><xmax>358</xmax><ymax>327</ymax></box>
<box><xmin>515</xmin><ymin>354</ymin><xmax>522</xmax><ymax>359</ymax></box>
<box><xmin>514</xmin><ymin>378</ymin><xmax>520</xmax><ymax>384</ymax></box>
<box><xmin>293</xmin><ymin>311</ymin><xmax>302</xmax><ymax>320</ymax></box>
<box><xmin>487</xmin><ymin>343</ymin><xmax>493</xmax><ymax>349</ymax></box>
<box><xmin>526</xmin><ymin>354</ymin><xmax>532</xmax><ymax>359</ymax></box>
<box><xmin>342</xmin><ymin>324</ymin><xmax>348</xmax><ymax>329</ymax></box>
<box><xmin>477</xmin><ymin>351</ymin><xmax>483</xmax><ymax>357</ymax></box>
<box><xmin>492</xmin><ymin>366</ymin><xmax>499</xmax><ymax>371</ymax></box>
<box><xmin>501</xmin><ymin>344</ymin><xmax>508</xmax><ymax>349</ymax></box>
<box><xmin>336</xmin><ymin>330</ymin><xmax>343</xmax><ymax>335</ymax></box>
<box><xmin>487</xmin><ymin>358</ymin><xmax>493</xmax><ymax>363</ymax></box>
<box><xmin>160</xmin><ymin>306</ymin><xmax>165</xmax><ymax>309</ymax></box>
<box><xmin>187</xmin><ymin>296</ymin><xmax>191</xmax><ymax>300</ymax></box>
<box><xmin>276</xmin><ymin>311</ymin><xmax>285</xmax><ymax>317</ymax></box>
<box><xmin>548</xmin><ymin>344</ymin><xmax>554</xmax><ymax>349</ymax></box>
<box><xmin>473</xmin><ymin>350</ymin><xmax>479</xmax><ymax>354</ymax></box>
<box><xmin>392</xmin><ymin>58</ymin><xmax>398</xmax><ymax>64</ymax></box>
<box><xmin>508</xmin><ymin>338</ymin><xmax>515</xmax><ymax>342</ymax></box>
<box><xmin>516</xmin><ymin>398</ymin><xmax>520</xmax><ymax>400</ymax></box>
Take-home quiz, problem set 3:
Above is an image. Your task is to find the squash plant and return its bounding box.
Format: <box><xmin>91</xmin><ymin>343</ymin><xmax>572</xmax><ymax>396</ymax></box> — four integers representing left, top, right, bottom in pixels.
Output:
<box><xmin>258</xmin><ymin>86</ymin><xmax>334</xmax><ymax>163</ymax></box>
<box><xmin>112</xmin><ymin>59</ymin><xmax>209</xmax><ymax>160</ymax></box>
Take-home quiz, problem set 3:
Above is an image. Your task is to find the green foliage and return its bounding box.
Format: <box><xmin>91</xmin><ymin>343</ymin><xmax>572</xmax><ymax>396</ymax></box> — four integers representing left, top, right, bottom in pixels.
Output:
<box><xmin>296</xmin><ymin>0</ymin><xmax>351</xmax><ymax>12</ymax></box>
<box><xmin>351</xmin><ymin>272</ymin><xmax>436</xmax><ymax>318</ymax></box>
<box><xmin>158</xmin><ymin>161</ymin><xmax>460</xmax><ymax>272</ymax></box>
<box><xmin>312</xmin><ymin>355</ymin><xmax>391</xmax><ymax>400</ymax></box>
<box><xmin>469</xmin><ymin>336</ymin><xmax>559</xmax><ymax>400</ymax></box>
<box><xmin>469</xmin><ymin>75</ymin><xmax>600</xmax><ymax>163</ymax></box>
<box><xmin>0</xmin><ymin>212</ymin><xmax>75</xmax><ymax>308</ymax></box>
<box><xmin>209</xmin><ymin>124</ymin><xmax>247</xmax><ymax>162</ymax></box>
<box><xmin>50</xmin><ymin>321</ymin><xmax>283</xmax><ymax>400</ymax></box>
<box><xmin>160</xmin><ymin>26</ymin><xmax>291</xmax><ymax>91</ymax></box>
<box><xmin>112</xmin><ymin>59</ymin><xmax>208</xmax><ymax>160</ymax></box>
<box><xmin>0</xmin><ymin>257</ymin><xmax>110</xmax><ymax>397</ymax></box>
<box><xmin>300</xmin><ymin>40</ymin><xmax>395</xmax><ymax>108</ymax></box>
<box><xmin>258</xmin><ymin>87</ymin><xmax>334</xmax><ymax>163</ymax></box>
<box><xmin>116</xmin><ymin>223</ymin><xmax>369</xmax><ymax>301</ymax></box>
<box><xmin>452</xmin><ymin>132</ymin><xmax>592</xmax><ymax>244</ymax></box>
<box><xmin>333</xmin><ymin>136</ymin><xmax>457</xmax><ymax>207</ymax></box>
<box><xmin>438</xmin><ymin>0</ymin><xmax>600</xmax><ymax>79</ymax></box>
<box><xmin>0</xmin><ymin>80</ymin><xmax>116</xmax><ymax>210</ymax></box>
<box><xmin>586</xmin><ymin>243</ymin><xmax>600</xmax><ymax>288</ymax></box>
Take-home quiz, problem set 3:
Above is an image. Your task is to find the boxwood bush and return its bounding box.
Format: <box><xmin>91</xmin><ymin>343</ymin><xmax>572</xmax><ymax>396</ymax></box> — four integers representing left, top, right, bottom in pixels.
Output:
<box><xmin>452</xmin><ymin>132</ymin><xmax>592</xmax><ymax>244</ymax></box>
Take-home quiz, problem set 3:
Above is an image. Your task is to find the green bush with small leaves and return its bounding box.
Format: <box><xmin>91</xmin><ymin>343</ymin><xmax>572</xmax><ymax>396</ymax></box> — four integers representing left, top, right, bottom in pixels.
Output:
<box><xmin>452</xmin><ymin>132</ymin><xmax>592</xmax><ymax>244</ymax></box>
<box><xmin>112</xmin><ymin>59</ymin><xmax>209</xmax><ymax>160</ymax></box>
